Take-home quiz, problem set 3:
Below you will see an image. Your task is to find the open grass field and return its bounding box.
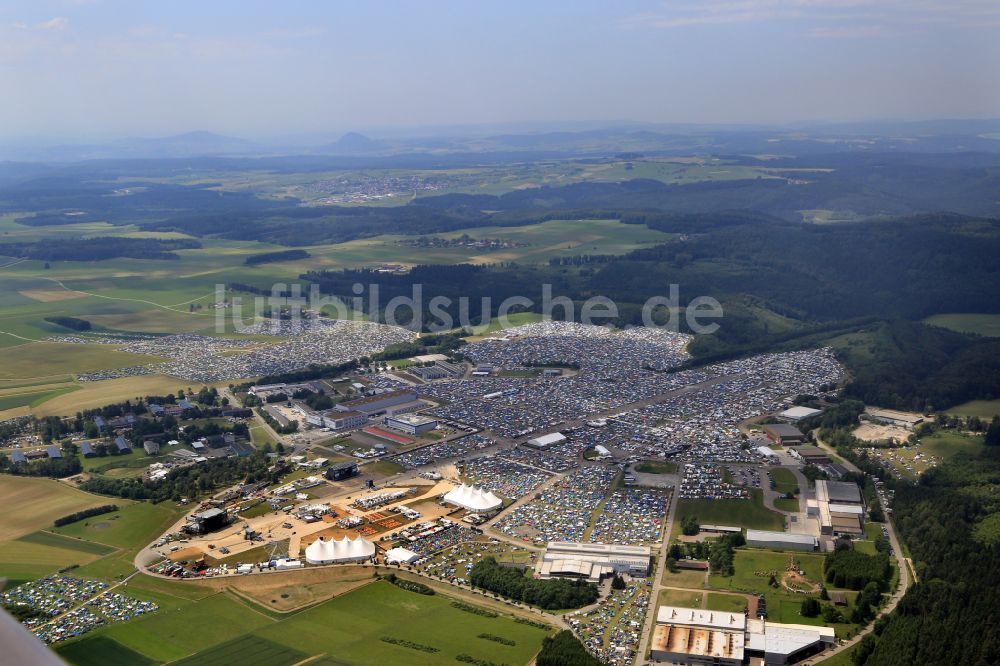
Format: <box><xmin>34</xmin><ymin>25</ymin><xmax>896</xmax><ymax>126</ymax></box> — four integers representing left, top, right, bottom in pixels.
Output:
<box><xmin>676</xmin><ymin>489</ymin><xmax>785</xmax><ymax>532</ymax></box>
<box><xmin>947</xmin><ymin>399</ymin><xmax>1000</xmax><ymax>419</ymax></box>
<box><xmin>56</xmin><ymin>635</ymin><xmax>157</xmax><ymax>666</ymax></box>
<box><xmin>58</xmin><ymin>580</ymin><xmax>553</xmax><ymax>666</ymax></box>
<box><xmin>0</xmin><ymin>475</ymin><xmax>119</xmax><ymax>541</ymax></box>
<box><xmin>658</xmin><ymin>588</ymin><xmax>703</xmax><ymax>608</ymax></box>
<box><xmin>51</xmin><ymin>502</ymin><xmax>183</xmax><ymax>550</ymax></box>
<box><xmin>0</xmin><ymin>342</ymin><xmax>168</xmax><ymax>381</ymax></box>
<box><xmin>171</xmin><ymin>635</ymin><xmax>307</xmax><ymax>666</ymax></box>
<box><xmin>925</xmin><ymin>313</ymin><xmax>1000</xmax><ymax>337</ymax></box>
<box><xmin>769</xmin><ymin>467</ymin><xmax>799</xmax><ymax>495</ymax></box>
<box><xmin>634</xmin><ymin>460</ymin><xmax>678</xmax><ymax>474</ymax></box>
<box><xmin>0</xmin><ymin>534</ymin><xmax>111</xmax><ymax>581</ymax></box>
<box><xmin>774</xmin><ymin>498</ymin><xmax>800</xmax><ymax>512</ymax></box>
<box><xmin>31</xmin><ymin>375</ymin><xmax>221</xmax><ymax>417</ymax></box>
<box><xmin>705</xmin><ymin>592</ymin><xmax>750</xmax><ymax>613</ymax></box>
<box><xmin>709</xmin><ymin>550</ymin><xmax>825</xmax><ymax>596</ymax></box>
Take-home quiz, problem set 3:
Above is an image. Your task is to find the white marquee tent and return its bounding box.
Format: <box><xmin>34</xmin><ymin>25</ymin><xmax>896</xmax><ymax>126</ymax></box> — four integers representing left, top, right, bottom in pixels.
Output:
<box><xmin>443</xmin><ymin>483</ymin><xmax>503</xmax><ymax>512</ymax></box>
<box><xmin>304</xmin><ymin>536</ymin><xmax>376</xmax><ymax>564</ymax></box>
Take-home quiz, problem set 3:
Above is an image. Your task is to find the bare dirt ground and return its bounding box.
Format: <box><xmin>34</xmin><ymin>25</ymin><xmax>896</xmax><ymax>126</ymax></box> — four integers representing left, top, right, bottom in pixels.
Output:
<box><xmin>853</xmin><ymin>423</ymin><xmax>911</xmax><ymax>443</ymax></box>
<box><xmin>200</xmin><ymin>566</ymin><xmax>376</xmax><ymax>611</ymax></box>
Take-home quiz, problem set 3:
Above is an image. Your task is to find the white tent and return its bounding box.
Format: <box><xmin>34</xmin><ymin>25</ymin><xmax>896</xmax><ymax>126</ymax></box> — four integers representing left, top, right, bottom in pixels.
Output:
<box><xmin>384</xmin><ymin>547</ymin><xmax>420</xmax><ymax>564</ymax></box>
<box><xmin>443</xmin><ymin>483</ymin><xmax>503</xmax><ymax>512</ymax></box>
<box><xmin>304</xmin><ymin>536</ymin><xmax>376</xmax><ymax>564</ymax></box>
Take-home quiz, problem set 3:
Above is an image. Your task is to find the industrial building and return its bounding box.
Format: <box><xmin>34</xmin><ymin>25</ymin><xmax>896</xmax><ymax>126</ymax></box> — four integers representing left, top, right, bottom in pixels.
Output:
<box><xmin>762</xmin><ymin>424</ymin><xmax>806</xmax><ymax>445</ymax></box>
<box><xmin>745</xmin><ymin>530</ymin><xmax>818</xmax><ymax>552</ymax></box>
<box><xmin>336</xmin><ymin>390</ymin><xmax>418</xmax><ymax>416</ymax></box>
<box><xmin>304</xmin><ymin>536</ymin><xmax>376</xmax><ymax>564</ymax></box>
<box><xmin>865</xmin><ymin>407</ymin><xmax>924</xmax><ymax>429</ymax></box>
<box><xmin>536</xmin><ymin>541</ymin><xmax>651</xmax><ymax>582</ymax></box>
<box><xmin>443</xmin><ymin>484</ymin><xmax>503</xmax><ymax>513</ymax></box>
<box><xmin>788</xmin><ymin>446</ymin><xmax>831</xmax><ymax>466</ymax></box>
<box><xmin>652</xmin><ymin>606</ymin><xmax>835</xmax><ymax>666</ymax></box>
<box><xmin>814</xmin><ymin>480</ymin><xmax>865</xmax><ymax>536</ymax></box>
<box><xmin>777</xmin><ymin>406</ymin><xmax>822</xmax><ymax>422</ymax></box>
<box><xmin>525</xmin><ymin>432</ymin><xmax>566</xmax><ymax>450</ymax></box>
<box><xmin>383</xmin><ymin>413</ymin><xmax>438</xmax><ymax>435</ymax></box>
<box><xmin>325</xmin><ymin>461</ymin><xmax>360</xmax><ymax>481</ymax></box>
<box><xmin>307</xmin><ymin>409</ymin><xmax>367</xmax><ymax>431</ymax></box>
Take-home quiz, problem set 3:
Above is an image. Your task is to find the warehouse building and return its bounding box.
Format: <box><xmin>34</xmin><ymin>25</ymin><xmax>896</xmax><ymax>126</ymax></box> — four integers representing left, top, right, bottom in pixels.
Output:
<box><xmin>788</xmin><ymin>446</ymin><xmax>831</xmax><ymax>465</ymax></box>
<box><xmin>384</xmin><ymin>413</ymin><xmax>438</xmax><ymax>435</ymax></box>
<box><xmin>651</xmin><ymin>607</ymin><xmax>746</xmax><ymax>666</ymax></box>
<box><xmin>778</xmin><ymin>406</ymin><xmax>823</xmax><ymax>422</ymax></box>
<box><xmin>652</xmin><ymin>606</ymin><xmax>835</xmax><ymax>666</ymax></box>
<box><xmin>762</xmin><ymin>424</ymin><xmax>806</xmax><ymax>445</ymax></box>
<box><xmin>536</xmin><ymin>541</ymin><xmax>651</xmax><ymax>582</ymax></box>
<box><xmin>336</xmin><ymin>390</ymin><xmax>417</xmax><ymax>416</ymax></box>
<box><xmin>746</xmin><ymin>529</ymin><xmax>818</xmax><ymax>552</ymax></box>
<box><xmin>865</xmin><ymin>408</ymin><xmax>923</xmax><ymax>429</ymax></box>
<box><xmin>815</xmin><ymin>480</ymin><xmax>865</xmax><ymax>536</ymax></box>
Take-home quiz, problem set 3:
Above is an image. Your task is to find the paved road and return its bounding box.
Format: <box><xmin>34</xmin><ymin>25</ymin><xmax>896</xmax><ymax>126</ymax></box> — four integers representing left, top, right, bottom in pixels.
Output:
<box><xmin>806</xmin><ymin>441</ymin><xmax>911</xmax><ymax>664</ymax></box>
<box><xmin>635</xmin><ymin>485</ymin><xmax>680</xmax><ymax>665</ymax></box>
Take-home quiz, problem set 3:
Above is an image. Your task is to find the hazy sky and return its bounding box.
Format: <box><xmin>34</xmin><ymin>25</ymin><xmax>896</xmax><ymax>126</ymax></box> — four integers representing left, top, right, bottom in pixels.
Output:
<box><xmin>3</xmin><ymin>0</ymin><xmax>1000</xmax><ymax>138</ymax></box>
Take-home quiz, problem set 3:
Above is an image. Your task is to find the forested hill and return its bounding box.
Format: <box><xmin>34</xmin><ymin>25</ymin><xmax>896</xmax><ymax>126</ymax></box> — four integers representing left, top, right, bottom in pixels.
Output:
<box><xmin>854</xmin><ymin>451</ymin><xmax>1000</xmax><ymax>665</ymax></box>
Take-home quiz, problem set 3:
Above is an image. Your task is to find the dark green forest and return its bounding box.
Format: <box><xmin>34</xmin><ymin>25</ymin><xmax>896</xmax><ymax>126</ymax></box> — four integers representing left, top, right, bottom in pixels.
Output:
<box><xmin>854</xmin><ymin>451</ymin><xmax>1000</xmax><ymax>666</ymax></box>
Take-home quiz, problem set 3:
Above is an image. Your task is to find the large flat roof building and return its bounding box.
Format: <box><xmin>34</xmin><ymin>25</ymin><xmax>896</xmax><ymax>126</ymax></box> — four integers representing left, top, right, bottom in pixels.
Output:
<box><xmin>778</xmin><ymin>406</ymin><xmax>823</xmax><ymax>422</ymax></box>
<box><xmin>653</xmin><ymin>606</ymin><xmax>835</xmax><ymax>666</ymax></box>
<box><xmin>763</xmin><ymin>424</ymin><xmax>806</xmax><ymax>445</ymax></box>
<box><xmin>746</xmin><ymin>530</ymin><xmax>818</xmax><ymax>552</ymax></box>
<box><xmin>336</xmin><ymin>390</ymin><xmax>417</xmax><ymax>416</ymax></box>
<box><xmin>536</xmin><ymin>541</ymin><xmax>650</xmax><ymax>582</ymax></box>
<box><xmin>815</xmin><ymin>480</ymin><xmax>865</xmax><ymax>536</ymax></box>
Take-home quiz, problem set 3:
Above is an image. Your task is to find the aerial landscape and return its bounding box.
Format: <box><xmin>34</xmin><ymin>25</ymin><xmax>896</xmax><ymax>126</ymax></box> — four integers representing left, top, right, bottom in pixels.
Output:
<box><xmin>2</xmin><ymin>2</ymin><xmax>1000</xmax><ymax>666</ymax></box>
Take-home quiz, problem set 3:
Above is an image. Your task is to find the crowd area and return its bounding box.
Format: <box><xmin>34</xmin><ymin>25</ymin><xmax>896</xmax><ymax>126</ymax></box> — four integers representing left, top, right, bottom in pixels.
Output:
<box><xmin>412</xmin><ymin>323</ymin><xmax>841</xmax><ymax>444</ymax></box>
<box><xmin>392</xmin><ymin>434</ymin><xmax>496</xmax><ymax>469</ymax></box>
<box><xmin>494</xmin><ymin>466</ymin><xmax>619</xmax><ymax>544</ymax></box>
<box><xmin>70</xmin><ymin>320</ymin><xmax>414</xmax><ymax>382</ymax></box>
<box><xmin>589</xmin><ymin>487</ymin><xmax>668</xmax><ymax>544</ymax></box>
<box><xmin>679</xmin><ymin>462</ymin><xmax>750</xmax><ymax>500</ymax></box>
<box><xmin>459</xmin><ymin>455</ymin><xmax>551</xmax><ymax>500</ymax></box>
<box><xmin>2</xmin><ymin>576</ymin><xmax>157</xmax><ymax>644</ymax></box>
<box><xmin>568</xmin><ymin>579</ymin><xmax>651</xmax><ymax>666</ymax></box>
<box><xmin>405</xmin><ymin>521</ymin><xmax>481</xmax><ymax>556</ymax></box>
<box><xmin>498</xmin><ymin>444</ymin><xmax>578</xmax><ymax>473</ymax></box>
<box><xmin>416</xmin><ymin>539</ymin><xmax>536</xmax><ymax>585</ymax></box>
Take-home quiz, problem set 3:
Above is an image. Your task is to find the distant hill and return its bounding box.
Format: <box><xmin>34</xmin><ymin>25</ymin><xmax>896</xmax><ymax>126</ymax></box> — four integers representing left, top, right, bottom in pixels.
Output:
<box><xmin>319</xmin><ymin>132</ymin><xmax>388</xmax><ymax>155</ymax></box>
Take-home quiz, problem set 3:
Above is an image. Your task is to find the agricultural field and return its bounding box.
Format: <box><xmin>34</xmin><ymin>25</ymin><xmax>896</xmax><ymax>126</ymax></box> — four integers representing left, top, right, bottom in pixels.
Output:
<box><xmin>924</xmin><ymin>313</ymin><xmax>1000</xmax><ymax>337</ymax></box>
<box><xmin>0</xmin><ymin>475</ymin><xmax>118</xmax><ymax>541</ymax></box>
<box><xmin>946</xmin><ymin>399</ymin><xmax>1000</xmax><ymax>419</ymax></box>
<box><xmin>676</xmin><ymin>489</ymin><xmax>785</xmax><ymax>532</ymax></box>
<box><xmin>56</xmin><ymin>580</ymin><xmax>554</xmax><ymax>666</ymax></box>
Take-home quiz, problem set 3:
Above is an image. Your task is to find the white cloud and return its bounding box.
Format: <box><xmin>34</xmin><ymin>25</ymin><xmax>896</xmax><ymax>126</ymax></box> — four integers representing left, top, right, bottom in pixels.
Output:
<box><xmin>36</xmin><ymin>17</ymin><xmax>69</xmax><ymax>31</ymax></box>
<box><xmin>620</xmin><ymin>0</ymin><xmax>1000</xmax><ymax>35</ymax></box>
